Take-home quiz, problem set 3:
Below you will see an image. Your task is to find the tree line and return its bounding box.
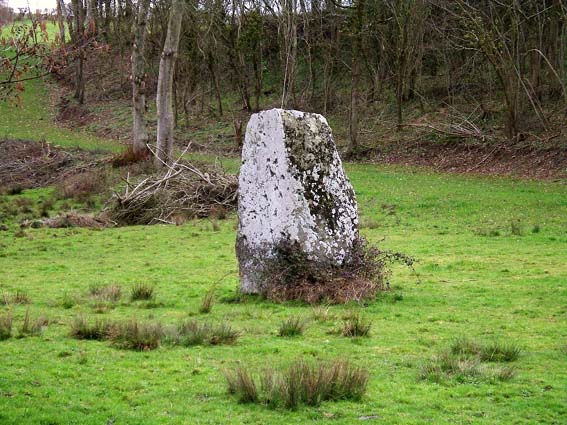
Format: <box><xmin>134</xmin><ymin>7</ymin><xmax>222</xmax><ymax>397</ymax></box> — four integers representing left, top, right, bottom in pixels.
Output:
<box><xmin>3</xmin><ymin>1</ymin><xmax>566</xmax><ymax>162</ymax></box>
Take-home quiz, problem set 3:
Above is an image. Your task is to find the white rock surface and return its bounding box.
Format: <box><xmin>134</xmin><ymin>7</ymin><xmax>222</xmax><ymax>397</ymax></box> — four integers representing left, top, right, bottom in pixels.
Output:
<box><xmin>236</xmin><ymin>108</ymin><xmax>359</xmax><ymax>294</ymax></box>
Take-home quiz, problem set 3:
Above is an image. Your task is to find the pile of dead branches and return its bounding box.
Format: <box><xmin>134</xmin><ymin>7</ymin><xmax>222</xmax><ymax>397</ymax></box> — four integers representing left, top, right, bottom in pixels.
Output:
<box><xmin>105</xmin><ymin>157</ymin><xmax>238</xmax><ymax>226</ymax></box>
<box><xmin>0</xmin><ymin>140</ymin><xmax>104</xmax><ymax>190</ymax></box>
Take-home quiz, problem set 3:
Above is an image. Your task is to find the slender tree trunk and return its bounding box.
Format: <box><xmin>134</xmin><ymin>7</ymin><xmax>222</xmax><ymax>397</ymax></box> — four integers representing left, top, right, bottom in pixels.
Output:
<box><xmin>72</xmin><ymin>0</ymin><xmax>85</xmax><ymax>104</ymax></box>
<box><xmin>155</xmin><ymin>0</ymin><xmax>185</xmax><ymax>167</ymax></box>
<box><xmin>281</xmin><ymin>0</ymin><xmax>297</xmax><ymax>108</ymax></box>
<box><xmin>348</xmin><ymin>0</ymin><xmax>364</xmax><ymax>157</ymax></box>
<box><xmin>56</xmin><ymin>0</ymin><xmax>67</xmax><ymax>46</ymax></box>
<box><xmin>131</xmin><ymin>0</ymin><xmax>150</xmax><ymax>157</ymax></box>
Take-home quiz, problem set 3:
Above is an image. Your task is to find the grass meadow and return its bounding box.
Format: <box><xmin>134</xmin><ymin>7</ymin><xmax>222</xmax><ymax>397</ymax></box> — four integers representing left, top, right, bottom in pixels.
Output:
<box><xmin>1</xmin><ymin>163</ymin><xmax>566</xmax><ymax>423</ymax></box>
<box><xmin>0</xmin><ymin>63</ymin><xmax>566</xmax><ymax>423</ymax></box>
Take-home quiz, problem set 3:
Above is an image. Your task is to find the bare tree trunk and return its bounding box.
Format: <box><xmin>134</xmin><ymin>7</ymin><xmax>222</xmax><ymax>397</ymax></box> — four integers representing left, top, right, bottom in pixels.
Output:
<box><xmin>281</xmin><ymin>0</ymin><xmax>297</xmax><ymax>108</ymax></box>
<box><xmin>71</xmin><ymin>0</ymin><xmax>85</xmax><ymax>105</ymax></box>
<box><xmin>56</xmin><ymin>0</ymin><xmax>67</xmax><ymax>46</ymax></box>
<box><xmin>131</xmin><ymin>0</ymin><xmax>150</xmax><ymax>157</ymax></box>
<box><xmin>155</xmin><ymin>0</ymin><xmax>185</xmax><ymax>167</ymax></box>
<box><xmin>348</xmin><ymin>0</ymin><xmax>364</xmax><ymax>157</ymax></box>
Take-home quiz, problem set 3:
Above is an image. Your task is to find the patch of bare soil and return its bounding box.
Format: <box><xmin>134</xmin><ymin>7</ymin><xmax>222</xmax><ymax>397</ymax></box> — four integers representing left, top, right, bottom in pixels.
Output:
<box><xmin>0</xmin><ymin>139</ymin><xmax>104</xmax><ymax>191</ymax></box>
<box><xmin>367</xmin><ymin>140</ymin><xmax>567</xmax><ymax>180</ymax></box>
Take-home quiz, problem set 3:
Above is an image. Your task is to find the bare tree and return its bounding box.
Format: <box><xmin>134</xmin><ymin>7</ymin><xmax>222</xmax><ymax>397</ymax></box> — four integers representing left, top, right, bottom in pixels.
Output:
<box><xmin>155</xmin><ymin>0</ymin><xmax>185</xmax><ymax>166</ymax></box>
<box><xmin>71</xmin><ymin>0</ymin><xmax>86</xmax><ymax>104</ymax></box>
<box><xmin>131</xmin><ymin>0</ymin><xmax>151</xmax><ymax>157</ymax></box>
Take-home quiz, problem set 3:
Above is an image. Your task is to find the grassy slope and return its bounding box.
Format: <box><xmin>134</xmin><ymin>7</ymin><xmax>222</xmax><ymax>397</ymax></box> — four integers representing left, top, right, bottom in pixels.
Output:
<box><xmin>0</xmin><ymin>166</ymin><xmax>566</xmax><ymax>424</ymax></box>
<box><xmin>0</xmin><ymin>20</ymin><xmax>119</xmax><ymax>152</ymax></box>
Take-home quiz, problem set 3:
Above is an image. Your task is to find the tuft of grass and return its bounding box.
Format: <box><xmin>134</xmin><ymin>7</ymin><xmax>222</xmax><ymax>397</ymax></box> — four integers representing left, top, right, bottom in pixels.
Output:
<box><xmin>70</xmin><ymin>316</ymin><xmax>113</xmax><ymax>340</ymax></box>
<box><xmin>199</xmin><ymin>286</ymin><xmax>216</xmax><ymax>314</ymax></box>
<box><xmin>278</xmin><ymin>317</ymin><xmax>306</xmax><ymax>337</ymax></box>
<box><xmin>168</xmin><ymin>320</ymin><xmax>238</xmax><ymax>346</ymax></box>
<box><xmin>0</xmin><ymin>313</ymin><xmax>13</xmax><ymax>340</ymax></box>
<box><xmin>209</xmin><ymin>321</ymin><xmax>239</xmax><ymax>345</ymax></box>
<box><xmin>130</xmin><ymin>284</ymin><xmax>155</xmax><ymax>301</ymax></box>
<box><xmin>451</xmin><ymin>338</ymin><xmax>521</xmax><ymax>362</ymax></box>
<box><xmin>311</xmin><ymin>305</ymin><xmax>335</xmax><ymax>323</ymax></box>
<box><xmin>224</xmin><ymin>366</ymin><xmax>259</xmax><ymax>403</ymax></box>
<box><xmin>494</xmin><ymin>366</ymin><xmax>516</xmax><ymax>381</ymax></box>
<box><xmin>11</xmin><ymin>290</ymin><xmax>31</xmax><ymax>305</ymax></box>
<box><xmin>420</xmin><ymin>350</ymin><xmax>482</xmax><ymax>383</ymax></box>
<box><xmin>341</xmin><ymin>312</ymin><xmax>371</xmax><ymax>337</ymax></box>
<box><xmin>169</xmin><ymin>320</ymin><xmax>210</xmax><ymax>346</ymax></box>
<box><xmin>510</xmin><ymin>220</ymin><xmax>524</xmax><ymax>236</ymax></box>
<box><xmin>479</xmin><ymin>341</ymin><xmax>522</xmax><ymax>362</ymax></box>
<box><xmin>421</xmin><ymin>338</ymin><xmax>522</xmax><ymax>383</ymax></box>
<box><xmin>89</xmin><ymin>283</ymin><xmax>122</xmax><ymax>302</ymax></box>
<box><xmin>18</xmin><ymin>309</ymin><xmax>48</xmax><ymax>337</ymax></box>
<box><xmin>110</xmin><ymin>319</ymin><xmax>164</xmax><ymax>351</ymax></box>
<box><xmin>60</xmin><ymin>292</ymin><xmax>81</xmax><ymax>309</ymax></box>
<box><xmin>225</xmin><ymin>359</ymin><xmax>369</xmax><ymax>409</ymax></box>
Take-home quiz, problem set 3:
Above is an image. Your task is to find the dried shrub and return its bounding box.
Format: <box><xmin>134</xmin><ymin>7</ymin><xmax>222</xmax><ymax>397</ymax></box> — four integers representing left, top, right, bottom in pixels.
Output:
<box><xmin>341</xmin><ymin>312</ymin><xmax>371</xmax><ymax>337</ymax></box>
<box><xmin>261</xmin><ymin>237</ymin><xmax>414</xmax><ymax>304</ymax></box>
<box><xmin>0</xmin><ymin>313</ymin><xmax>13</xmax><ymax>340</ymax></box>
<box><xmin>278</xmin><ymin>317</ymin><xmax>306</xmax><ymax>337</ymax></box>
<box><xmin>224</xmin><ymin>359</ymin><xmax>369</xmax><ymax>409</ymax></box>
<box><xmin>130</xmin><ymin>283</ymin><xmax>154</xmax><ymax>301</ymax></box>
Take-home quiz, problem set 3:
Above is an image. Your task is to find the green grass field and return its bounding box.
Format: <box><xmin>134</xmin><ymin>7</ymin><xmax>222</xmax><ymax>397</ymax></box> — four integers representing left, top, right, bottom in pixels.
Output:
<box><xmin>1</xmin><ymin>72</ymin><xmax>567</xmax><ymax>423</ymax></box>
<box><xmin>1</xmin><ymin>164</ymin><xmax>566</xmax><ymax>424</ymax></box>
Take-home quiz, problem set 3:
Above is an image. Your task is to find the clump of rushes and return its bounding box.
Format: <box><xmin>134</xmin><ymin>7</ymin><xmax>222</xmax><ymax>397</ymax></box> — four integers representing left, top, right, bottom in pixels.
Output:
<box><xmin>0</xmin><ymin>313</ymin><xmax>13</xmax><ymax>340</ymax></box>
<box><xmin>451</xmin><ymin>338</ymin><xmax>522</xmax><ymax>362</ymax></box>
<box><xmin>89</xmin><ymin>283</ymin><xmax>122</xmax><ymax>302</ymax></box>
<box><xmin>341</xmin><ymin>312</ymin><xmax>371</xmax><ymax>337</ymax></box>
<box><xmin>130</xmin><ymin>283</ymin><xmax>154</xmax><ymax>301</ymax></box>
<box><xmin>168</xmin><ymin>320</ymin><xmax>238</xmax><ymax>346</ymax></box>
<box><xmin>209</xmin><ymin>321</ymin><xmax>239</xmax><ymax>345</ymax></box>
<box><xmin>420</xmin><ymin>338</ymin><xmax>521</xmax><ymax>383</ymax></box>
<box><xmin>199</xmin><ymin>286</ymin><xmax>216</xmax><ymax>314</ymax></box>
<box><xmin>225</xmin><ymin>366</ymin><xmax>258</xmax><ymax>403</ymax></box>
<box><xmin>278</xmin><ymin>317</ymin><xmax>306</xmax><ymax>337</ymax></box>
<box><xmin>110</xmin><ymin>319</ymin><xmax>164</xmax><ymax>351</ymax></box>
<box><xmin>70</xmin><ymin>316</ymin><xmax>113</xmax><ymax>340</ymax></box>
<box><xmin>224</xmin><ymin>359</ymin><xmax>369</xmax><ymax>408</ymax></box>
<box><xmin>18</xmin><ymin>309</ymin><xmax>49</xmax><ymax>337</ymax></box>
<box><xmin>311</xmin><ymin>305</ymin><xmax>335</xmax><ymax>323</ymax></box>
<box><xmin>11</xmin><ymin>290</ymin><xmax>31</xmax><ymax>305</ymax></box>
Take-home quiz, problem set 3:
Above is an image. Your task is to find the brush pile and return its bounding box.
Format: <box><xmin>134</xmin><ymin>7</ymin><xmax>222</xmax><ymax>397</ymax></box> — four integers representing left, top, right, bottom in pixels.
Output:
<box><xmin>106</xmin><ymin>159</ymin><xmax>238</xmax><ymax>225</ymax></box>
<box><xmin>0</xmin><ymin>140</ymin><xmax>102</xmax><ymax>191</ymax></box>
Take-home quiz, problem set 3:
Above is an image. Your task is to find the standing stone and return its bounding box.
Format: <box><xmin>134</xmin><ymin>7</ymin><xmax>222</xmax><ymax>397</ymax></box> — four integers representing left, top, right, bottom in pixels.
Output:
<box><xmin>236</xmin><ymin>109</ymin><xmax>359</xmax><ymax>294</ymax></box>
